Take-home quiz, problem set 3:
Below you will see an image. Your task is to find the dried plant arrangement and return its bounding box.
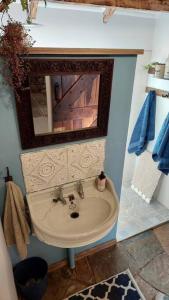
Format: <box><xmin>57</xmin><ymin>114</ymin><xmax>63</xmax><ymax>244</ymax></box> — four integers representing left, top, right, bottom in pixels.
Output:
<box><xmin>0</xmin><ymin>19</ymin><xmax>34</xmax><ymax>99</ymax></box>
<box><xmin>0</xmin><ymin>0</ymin><xmax>43</xmax><ymax>99</ymax></box>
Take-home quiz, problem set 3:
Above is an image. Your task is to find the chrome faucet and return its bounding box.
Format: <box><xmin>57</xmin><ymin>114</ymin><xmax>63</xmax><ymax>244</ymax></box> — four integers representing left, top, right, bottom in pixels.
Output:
<box><xmin>53</xmin><ymin>186</ymin><xmax>66</xmax><ymax>205</ymax></box>
<box><xmin>77</xmin><ymin>180</ymin><xmax>84</xmax><ymax>199</ymax></box>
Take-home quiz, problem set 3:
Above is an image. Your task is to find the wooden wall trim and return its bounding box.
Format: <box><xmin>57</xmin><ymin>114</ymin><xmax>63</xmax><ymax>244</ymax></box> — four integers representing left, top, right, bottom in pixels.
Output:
<box><xmin>48</xmin><ymin>239</ymin><xmax>116</xmax><ymax>273</ymax></box>
<box><xmin>28</xmin><ymin>48</ymin><xmax>144</xmax><ymax>55</ymax></box>
<box><xmin>55</xmin><ymin>0</ymin><xmax>169</xmax><ymax>12</ymax></box>
<box><xmin>1</xmin><ymin>0</ymin><xmax>169</xmax><ymax>13</ymax></box>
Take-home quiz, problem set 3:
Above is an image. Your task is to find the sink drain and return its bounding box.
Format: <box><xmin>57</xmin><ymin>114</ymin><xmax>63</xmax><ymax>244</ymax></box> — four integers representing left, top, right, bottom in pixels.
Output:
<box><xmin>70</xmin><ymin>212</ymin><xmax>79</xmax><ymax>219</ymax></box>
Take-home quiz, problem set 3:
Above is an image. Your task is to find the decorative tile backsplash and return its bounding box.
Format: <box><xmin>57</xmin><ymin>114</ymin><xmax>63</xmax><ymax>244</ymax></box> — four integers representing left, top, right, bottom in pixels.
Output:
<box><xmin>68</xmin><ymin>141</ymin><xmax>105</xmax><ymax>182</ymax></box>
<box><xmin>21</xmin><ymin>148</ymin><xmax>68</xmax><ymax>193</ymax></box>
<box><xmin>21</xmin><ymin>139</ymin><xmax>105</xmax><ymax>193</ymax></box>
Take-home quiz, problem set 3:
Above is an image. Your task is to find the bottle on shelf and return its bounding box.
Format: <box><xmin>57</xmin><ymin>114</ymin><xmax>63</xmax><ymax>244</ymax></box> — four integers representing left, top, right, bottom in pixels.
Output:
<box><xmin>155</xmin><ymin>63</ymin><xmax>165</xmax><ymax>79</ymax></box>
<box><xmin>164</xmin><ymin>56</ymin><xmax>169</xmax><ymax>79</ymax></box>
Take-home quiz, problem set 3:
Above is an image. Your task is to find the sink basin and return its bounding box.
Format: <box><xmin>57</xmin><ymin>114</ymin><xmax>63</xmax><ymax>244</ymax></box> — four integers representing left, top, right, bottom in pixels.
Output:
<box><xmin>27</xmin><ymin>177</ymin><xmax>119</xmax><ymax>248</ymax></box>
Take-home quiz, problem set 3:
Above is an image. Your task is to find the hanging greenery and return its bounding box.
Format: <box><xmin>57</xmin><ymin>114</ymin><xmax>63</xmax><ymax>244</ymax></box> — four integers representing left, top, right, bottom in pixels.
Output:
<box><xmin>0</xmin><ymin>0</ymin><xmax>46</xmax><ymax>13</ymax></box>
<box><xmin>0</xmin><ymin>0</ymin><xmax>46</xmax><ymax>100</ymax></box>
<box><xmin>0</xmin><ymin>20</ymin><xmax>35</xmax><ymax>99</ymax></box>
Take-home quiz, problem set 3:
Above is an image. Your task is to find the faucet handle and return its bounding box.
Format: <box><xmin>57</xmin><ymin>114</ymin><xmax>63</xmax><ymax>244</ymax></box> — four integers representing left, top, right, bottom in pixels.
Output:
<box><xmin>58</xmin><ymin>185</ymin><xmax>63</xmax><ymax>191</ymax></box>
<box><xmin>78</xmin><ymin>179</ymin><xmax>84</xmax><ymax>185</ymax></box>
<box><xmin>77</xmin><ymin>179</ymin><xmax>85</xmax><ymax>199</ymax></box>
<box><xmin>56</xmin><ymin>185</ymin><xmax>63</xmax><ymax>197</ymax></box>
<box><xmin>77</xmin><ymin>180</ymin><xmax>82</xmax><ymax>188</ymax></box>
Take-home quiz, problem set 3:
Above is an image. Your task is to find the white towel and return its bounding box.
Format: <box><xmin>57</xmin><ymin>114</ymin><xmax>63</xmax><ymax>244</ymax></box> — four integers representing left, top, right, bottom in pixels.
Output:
<box><xmin>131</xmin><ymin>151</ymin><xmax>161</xmax><ymax>203</ymax></box>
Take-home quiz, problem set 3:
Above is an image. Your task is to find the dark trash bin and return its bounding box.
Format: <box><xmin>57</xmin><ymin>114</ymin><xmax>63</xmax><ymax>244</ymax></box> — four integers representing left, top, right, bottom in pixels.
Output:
<box><xmin>13</xmin><ymin>257</ymin><xmax>48</xmax><ymax>300</ymax></box>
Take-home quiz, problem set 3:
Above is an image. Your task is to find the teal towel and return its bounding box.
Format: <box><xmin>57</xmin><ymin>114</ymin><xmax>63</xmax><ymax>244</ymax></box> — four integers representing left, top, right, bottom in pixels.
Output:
<box><xmin>128</xmin><ymin>91</ymin><xmax>156</xmax><ymax>155</ymax></box>
<box><xmin>152</xmin><ymin>112</ymin><xmax>169</xmax><ymax>175</ymax></box>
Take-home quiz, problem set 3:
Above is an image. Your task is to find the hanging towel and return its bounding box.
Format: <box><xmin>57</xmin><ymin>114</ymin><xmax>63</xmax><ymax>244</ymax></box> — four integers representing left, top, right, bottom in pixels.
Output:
<box><xmin>131</xmin><ymin>151</ymin><xmax>161</xmax><ymax>203</ymax></box>
<box><xmin>128</xmin><ymin>91</ymin><xmax>156</xmax><ymax>155</ymax></box>
<box><xmin>3</xmin><ymin>181</ymin><xmax>30</xmax><ymax>259</ymax></box>
<box><xmin>152</xmin><ymin>112</ymin><xmax>169</xmax><ymax>175</ymax></box>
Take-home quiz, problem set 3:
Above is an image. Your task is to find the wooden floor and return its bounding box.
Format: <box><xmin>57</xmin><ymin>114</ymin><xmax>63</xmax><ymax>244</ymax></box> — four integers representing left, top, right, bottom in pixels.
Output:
<box><xmin>42</xmin><ymin>222</ymin><xmax>169</xmax><ymax>300</ymax></box>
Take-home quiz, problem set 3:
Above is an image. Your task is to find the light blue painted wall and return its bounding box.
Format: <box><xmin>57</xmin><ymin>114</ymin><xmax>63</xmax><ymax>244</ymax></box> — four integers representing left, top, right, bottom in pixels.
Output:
<box><xmin>0</xmin><ymin>56</ymin><xmax>137</xmax><ymax>265</ymax></box>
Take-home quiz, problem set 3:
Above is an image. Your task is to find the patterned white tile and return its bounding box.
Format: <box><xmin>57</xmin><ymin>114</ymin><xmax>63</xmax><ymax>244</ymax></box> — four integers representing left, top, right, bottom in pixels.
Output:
<box><xmin>21</xmin><ymin>139</ymin><xmax>105</xmax><ymax>193</ymax></box>
<box><xmin>68</xmin><ymin>140</ymin><xmax>105</xmax><ymax>182</ymax></box>
<box><xmin>21</xmin><ymin>148</ymin><xmax>68</xmax><ymax>193</ymax></box>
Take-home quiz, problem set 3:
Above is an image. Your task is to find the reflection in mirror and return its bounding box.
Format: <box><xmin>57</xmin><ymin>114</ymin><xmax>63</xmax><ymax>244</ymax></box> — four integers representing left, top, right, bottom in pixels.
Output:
<box><xmin>30</xmin><ymin>74</ymin><xmax>100</xmax><ymax>135</ymax></box>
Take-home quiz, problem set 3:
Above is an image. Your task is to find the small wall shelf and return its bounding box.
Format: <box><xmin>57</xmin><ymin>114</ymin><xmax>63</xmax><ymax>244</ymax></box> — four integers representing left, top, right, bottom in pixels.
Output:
<box><xmin>147</xmin><ymin>76</ymin><xmax>169</xmax><ymax>93</ymax></box>
<box><xmin>148</xmin><ymin>76</ymin><xmax>169</xmax><ymax>81</ymax></box>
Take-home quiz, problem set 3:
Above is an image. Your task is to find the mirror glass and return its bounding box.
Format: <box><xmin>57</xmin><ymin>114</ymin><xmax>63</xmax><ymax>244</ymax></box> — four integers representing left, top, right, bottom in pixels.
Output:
<box><xmin>30</xmin><ymin>73</ymin><xmax>100</xmax><ymax>135</ymax></box>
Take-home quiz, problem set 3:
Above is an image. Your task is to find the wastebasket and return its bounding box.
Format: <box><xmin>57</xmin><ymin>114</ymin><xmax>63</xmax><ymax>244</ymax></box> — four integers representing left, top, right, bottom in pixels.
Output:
<box><xmin>13</xmin><ymin>257</ymin><xmax>48</xmax><ymax>300</ymax></box>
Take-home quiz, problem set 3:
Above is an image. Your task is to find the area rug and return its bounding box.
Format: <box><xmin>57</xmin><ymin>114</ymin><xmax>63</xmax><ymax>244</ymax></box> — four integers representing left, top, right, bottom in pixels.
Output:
<box><xmin>65</xmin><ymin>269</ymin><xmax>145</xmax><ymax>300</ymax></box>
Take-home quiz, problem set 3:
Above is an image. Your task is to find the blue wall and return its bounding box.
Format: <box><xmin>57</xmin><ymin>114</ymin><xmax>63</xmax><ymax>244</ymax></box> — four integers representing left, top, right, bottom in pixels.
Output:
<box><xmin>0</xmin><ymin>56</ymin><xmax>136</xmax><ymax>264</ymax></box>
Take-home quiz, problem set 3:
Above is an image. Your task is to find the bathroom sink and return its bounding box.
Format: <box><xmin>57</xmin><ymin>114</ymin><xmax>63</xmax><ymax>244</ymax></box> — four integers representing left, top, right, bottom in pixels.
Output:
<box><xmin>27</xmin><ymin>177</ymin><xmax>119</xmax><ymax>248</ymax></box>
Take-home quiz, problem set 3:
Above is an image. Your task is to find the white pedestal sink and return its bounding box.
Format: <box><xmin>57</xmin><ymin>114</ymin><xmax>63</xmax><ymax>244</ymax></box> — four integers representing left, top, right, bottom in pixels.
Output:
<box><xmin>27</xmin><ymin>176</ymin><xmax>119</xmax><ymax>263</ymax></box>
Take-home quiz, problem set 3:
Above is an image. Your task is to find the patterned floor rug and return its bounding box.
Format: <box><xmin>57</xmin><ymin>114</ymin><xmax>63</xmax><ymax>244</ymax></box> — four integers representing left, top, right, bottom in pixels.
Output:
<box><xmin>65</xmin><ymin>269</ymin><xmax>145</xmax><ymax>300</ymax></box>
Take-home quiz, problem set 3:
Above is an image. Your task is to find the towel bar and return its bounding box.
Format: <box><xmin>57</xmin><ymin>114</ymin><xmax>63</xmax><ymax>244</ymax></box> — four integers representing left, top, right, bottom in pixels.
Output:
<box><xmin>146</xmin><ymin>87</ymin><xmax>169</xmax><ymax>98</ymax></box>
<box><xmin>4</xmin><ymin>167</ymin><xmax>13</xmax><ymax>182</ymax></box>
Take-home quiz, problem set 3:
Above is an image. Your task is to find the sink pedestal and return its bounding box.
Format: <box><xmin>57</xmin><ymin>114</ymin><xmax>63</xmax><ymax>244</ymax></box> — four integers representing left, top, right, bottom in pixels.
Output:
<box><xmin>67</xmin><ymin>248</ymin><xmax>75</xmax><ymax>269</ymax></box>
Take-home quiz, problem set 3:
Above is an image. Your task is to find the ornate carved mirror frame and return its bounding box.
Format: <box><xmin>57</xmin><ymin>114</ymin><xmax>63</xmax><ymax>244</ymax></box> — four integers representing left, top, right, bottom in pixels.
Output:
<box><xmin>16</xmin><ymin>58</ymin><xmax>114</xmax><ymax>149</ymax></box>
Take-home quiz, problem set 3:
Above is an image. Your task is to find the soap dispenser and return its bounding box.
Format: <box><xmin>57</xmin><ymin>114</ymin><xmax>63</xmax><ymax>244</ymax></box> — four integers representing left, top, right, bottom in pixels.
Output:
<box><xmin>97</xmin><ymin>171</ymin><xmax>106</xmax><ymax>192</ymax></box>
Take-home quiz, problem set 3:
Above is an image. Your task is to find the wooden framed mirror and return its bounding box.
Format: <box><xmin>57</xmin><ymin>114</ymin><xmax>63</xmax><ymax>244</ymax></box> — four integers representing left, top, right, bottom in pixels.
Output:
<box><xmin>16</xmin><ymin>58</ymin><xmax>114</xmax><ymax>149</ymax></box>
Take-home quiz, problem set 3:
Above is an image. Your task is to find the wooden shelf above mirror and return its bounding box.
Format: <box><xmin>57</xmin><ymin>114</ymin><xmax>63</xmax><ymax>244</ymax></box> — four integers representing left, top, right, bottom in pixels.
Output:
<box><xmin>28</xmin><ymin>48</ymin><xmax>144</xmax><ymax>55</ymax></box>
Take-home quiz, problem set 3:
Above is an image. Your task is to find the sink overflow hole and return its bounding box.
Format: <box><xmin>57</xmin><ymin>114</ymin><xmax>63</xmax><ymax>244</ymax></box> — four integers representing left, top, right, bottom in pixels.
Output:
<box><xmin>70</xmin><ymin>212</ymin><xmax>79</xmax><ymax>219</ymax></box>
